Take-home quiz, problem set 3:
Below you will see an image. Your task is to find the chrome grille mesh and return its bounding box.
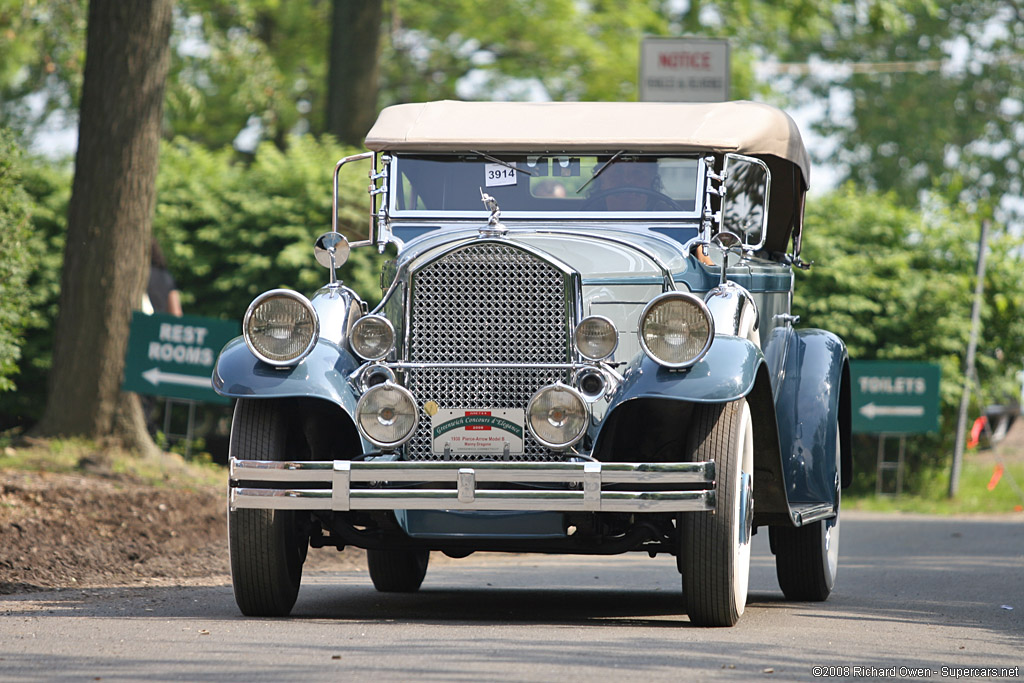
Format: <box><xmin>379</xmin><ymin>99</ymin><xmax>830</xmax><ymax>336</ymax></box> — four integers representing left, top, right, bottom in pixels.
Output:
<box><xmin>405</xmin><ymin>242</ymin><xmax>569</xmax><ymax>461</ymax></box>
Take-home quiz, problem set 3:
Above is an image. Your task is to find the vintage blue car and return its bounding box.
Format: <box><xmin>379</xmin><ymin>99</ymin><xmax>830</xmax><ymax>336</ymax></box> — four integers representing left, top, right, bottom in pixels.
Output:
<box><xmin>214</xmin><ymin>100</ymin><xmax>852</xmax><ymax>627</ymax></box>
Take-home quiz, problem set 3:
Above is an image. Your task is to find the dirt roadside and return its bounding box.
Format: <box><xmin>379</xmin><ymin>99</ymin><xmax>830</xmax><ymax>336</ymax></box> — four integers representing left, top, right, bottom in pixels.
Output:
<box><xmin>0</xmin><ymin>466</ymin><xmax>363</xmax><ymax>595</ymax></box>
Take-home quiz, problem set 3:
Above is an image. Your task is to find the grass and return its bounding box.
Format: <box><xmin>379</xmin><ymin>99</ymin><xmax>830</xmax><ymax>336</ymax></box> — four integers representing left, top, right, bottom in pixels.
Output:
<box><xmin>0</xmin><ymin>435</ymin><xmax>226</xmax><ymax>490</ymax></box>
<box><xmin>847</xmin><ymin>456</ymin><xmax>1024</xmax><ymax>516</ymax></box>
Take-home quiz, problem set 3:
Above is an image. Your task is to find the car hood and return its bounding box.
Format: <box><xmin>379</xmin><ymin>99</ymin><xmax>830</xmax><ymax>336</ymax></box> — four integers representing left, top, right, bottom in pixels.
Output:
<box><xmin>393</xmin><ymin>224</ymin><xmax>695</xmax><ymax>282</ymax></box>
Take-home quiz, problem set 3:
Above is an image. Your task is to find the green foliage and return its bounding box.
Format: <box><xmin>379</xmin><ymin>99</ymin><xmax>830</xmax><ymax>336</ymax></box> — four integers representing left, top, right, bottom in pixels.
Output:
<box><xmin>780</xmin><ymin>1</ymin><xmax>1024</xmax><ymax>222</ymax></box>
<box><xmin>0</xmin><ymin>135</ymin><xmax>385</xmax><ymax>429</ymax></box>
<box><xmin>167</xmin><ymin>0</ymin><xmax>331</xmax><ymax>148</ymax></box>
<box><xmin>154</xmin><ymin>135</ymin><xmax>386</xmax><ymax>319</ymax></box>
<box><xmin>797</xmin><ymin>186</ymin><xmax>1024</xmax><ymax>487</ymax></box>
<box><xmin>0</xmin><ymin>0</ymin><xmax>87</xmax><ymax>145</ymax></box>
<box><xmin>0</xmin><ymin>155</ymin><xmax>70</xmax><ymax>423</ymax></box>
<box><xmin>0</xmin><ymin>130</ymin><xmax>38</xmax><ymax>391</ymax></box>
<box><xmin>3</xmin><ymin>0</ymin><xmax>937</xmax><ymax>153</ymax></box>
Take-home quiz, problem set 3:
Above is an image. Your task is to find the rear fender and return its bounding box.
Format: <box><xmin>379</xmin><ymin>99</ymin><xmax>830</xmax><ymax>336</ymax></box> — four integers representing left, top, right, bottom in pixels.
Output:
<box><xmin>774</xmin><ymin>328</ymin><xmax>851</xmax><ymax>506</ymax></box>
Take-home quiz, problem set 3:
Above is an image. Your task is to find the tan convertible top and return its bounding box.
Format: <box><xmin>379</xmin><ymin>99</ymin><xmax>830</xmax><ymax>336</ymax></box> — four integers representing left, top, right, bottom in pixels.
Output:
<box><xmin>365</xmin><ymin>100</ymin><xmax>810</xmax><ymax>186</ymax></box>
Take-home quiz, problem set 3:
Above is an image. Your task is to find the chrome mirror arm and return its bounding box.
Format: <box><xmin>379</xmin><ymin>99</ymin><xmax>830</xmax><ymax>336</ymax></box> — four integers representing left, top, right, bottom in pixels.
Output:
<box><xmin>332</xmin><ymin>151</ymin><xmax>394</xmax><ymax>251</ymax></box>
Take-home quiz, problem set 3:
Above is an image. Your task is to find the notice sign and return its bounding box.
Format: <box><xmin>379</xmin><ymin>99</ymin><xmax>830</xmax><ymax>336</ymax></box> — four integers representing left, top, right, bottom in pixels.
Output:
<box><xmin>639</xmin><ymin>37</ymin><xmax>730</xmax><ymax>102</ymax></box>
<box><xmin>851</xmin><ymin>361</ymin><xmax>941</xmax><ymax>435</ymax></box>
<box><xmin>123</xmin><ymin>311</ymin><xmax>239</xmax><ymax>404</ymax></box>
<box><xmin>431</xmin><ymin>408</ymin><xmax>525</xmax><ymax>455</ymax></box>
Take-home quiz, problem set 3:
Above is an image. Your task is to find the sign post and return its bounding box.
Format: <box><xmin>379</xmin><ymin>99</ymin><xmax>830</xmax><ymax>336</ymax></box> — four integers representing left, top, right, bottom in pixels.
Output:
<box><xmin>639</xmin><ymin>37</ymin><xmax>730</xmax><ymax>102</ymax></box>
<box><xmin>123</xmin><ymin>312</ymin><xmax>239</xmax><ymax>405</ymax></box>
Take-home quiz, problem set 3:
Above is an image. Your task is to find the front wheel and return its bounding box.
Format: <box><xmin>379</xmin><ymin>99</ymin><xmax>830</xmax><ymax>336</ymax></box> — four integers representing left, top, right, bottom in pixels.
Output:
<box><xmin>679</xmin><ymin>399</ymin><xmax>754</xmax><ymax>627</ymax></box>
<box><xmin>228</xmin><ymin>399</ymin><xmax>309</xmax><ymax>616</ymax></box>
<box><xmin>771</xmin><ymin>422</ymin><xmax>841</xmax><ymax>601</ymax></box>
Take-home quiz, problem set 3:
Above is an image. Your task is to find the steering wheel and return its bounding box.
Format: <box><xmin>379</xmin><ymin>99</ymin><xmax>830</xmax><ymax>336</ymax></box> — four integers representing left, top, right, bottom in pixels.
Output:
<box><xmin>581</xmin><ymin>186</ymin><xmax>682</xmax><ymax>211</ymax></box>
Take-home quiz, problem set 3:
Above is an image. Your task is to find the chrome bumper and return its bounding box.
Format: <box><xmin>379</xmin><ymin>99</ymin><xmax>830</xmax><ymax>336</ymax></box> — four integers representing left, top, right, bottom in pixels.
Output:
<box><xmin>229</xmin><ymin>459</ymin><xmax>716</xmax><ymax>513</ymax></box>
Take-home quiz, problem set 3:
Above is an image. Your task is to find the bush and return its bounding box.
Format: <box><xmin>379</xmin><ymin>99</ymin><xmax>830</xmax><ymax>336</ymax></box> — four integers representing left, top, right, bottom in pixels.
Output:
<box><xmin>0</xmin><ymin>134</ymin><xmax>386</xmax><ymax>430</ymax></box>
<box><xmin>155</xmin><ymin>135</ymin><xmax>387</xmax><ymax>320</ymax></box>
<box><xmin>797</xmin><ymin>186</ymin><xmax>1024</xmax><ymax>491</ymax></box>
<box><xmin>0</xmin><ymin>154</ymin><xmax>71</xmax><ymax>427</ymax></box>
<box><xmin>0</xmin><ymin>131</ymin><xmax>42</xmax><ymax>394</ymax></box>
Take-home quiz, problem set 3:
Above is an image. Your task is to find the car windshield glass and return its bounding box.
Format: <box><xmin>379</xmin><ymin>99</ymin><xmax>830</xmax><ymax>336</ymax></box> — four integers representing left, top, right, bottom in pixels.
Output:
<box><xmin>390</xmin><ymin>154</ymin><xmax>702</xmax><ymax>217</ymax></box>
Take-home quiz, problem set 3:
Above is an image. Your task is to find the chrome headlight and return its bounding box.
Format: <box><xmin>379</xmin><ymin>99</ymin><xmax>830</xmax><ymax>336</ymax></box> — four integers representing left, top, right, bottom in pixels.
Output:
<box><xmin>638</xmin><ymin>292</ymin><xmax>714</xmax><ymax>369</ymax></box>
<box><xmin>574</xmin><ymin>315</ymin><xmax>618</xmax><ymax>361</ymax></box>
<box><xmin>355</xmin><ymin>382</ymin><xmax>419</xmax><ymax>449</ymax></box>
<box><xmin>243</xmin><ymin>289</ymin><xmax>318</xmax><ymax>366</ymax></box>
<box><xmin>526</xmin><ymin>383</ymin><xmax>588</xmax><ymax>450</ymax></box>
<box><xmin>350</xmin><ymin>315</ymin><xmax>395</xmax><ymax>361</ymax></box>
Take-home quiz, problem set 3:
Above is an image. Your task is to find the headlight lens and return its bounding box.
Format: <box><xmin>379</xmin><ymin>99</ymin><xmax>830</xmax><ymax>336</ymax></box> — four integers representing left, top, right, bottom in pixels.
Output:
<box><xmin>526</xmin><ymin>384</ymin><xmax>588</xmax><ymax>450</ymax></box>
<box><xmin>574</xmin><ymin>316</ymin><xmax>618</xmax><ymax>360</ymax></box>
<box><xmin>355</xmin><ymin>382</ymin><xmax>418</xmax><ymax>449</ymax></box>
<box><xmin>350</xmin><ymin>315</ymin><xmax>395</xmax><ymax>361</ymax></box>
<box><xmin>638</xmin><ymin>292</ymin><xmax>714</xmax><ymax>368</ymax></box>
<box><xmin>243</xmin><ymin>289</ymin><xmax>318</xmax><ymax>366</ymax></box>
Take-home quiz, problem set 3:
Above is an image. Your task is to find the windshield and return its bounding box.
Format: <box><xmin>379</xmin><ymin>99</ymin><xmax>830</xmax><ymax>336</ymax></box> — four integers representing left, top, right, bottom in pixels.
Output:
<box><xmin>389</xmin><ymin>154</ymin><xmax>704</xmax><ymax>219</ymax></box>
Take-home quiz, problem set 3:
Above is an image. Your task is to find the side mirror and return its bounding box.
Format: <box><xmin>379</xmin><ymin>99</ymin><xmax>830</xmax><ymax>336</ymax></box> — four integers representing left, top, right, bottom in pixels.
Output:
<box><xmin>315</xmin><ymin>232</ymin><xmax>350</xmax><ymax>285</ymax></box>
<box><xmin>712</xmin><ymin>231</ymin><xmax>742</xmax><ymax>251</ymax></box>
<box><xmin>711</xmin><ymin>231</ymin><xmax>742</xmax><ymax>286</ymax></box>
<box><xmin>722</xmin><ymin>154</ymin><xmax>770</xmax><ymax>251</ymax></box>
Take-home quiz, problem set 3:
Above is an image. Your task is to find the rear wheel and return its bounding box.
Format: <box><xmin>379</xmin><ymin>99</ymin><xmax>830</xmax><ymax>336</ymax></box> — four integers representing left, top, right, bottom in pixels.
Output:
<box><xmin>772</xmin><ymin>421</ymin><xmax>841</xmax><ymax>601</ymax></box>
<box><xmin>228</xmin><ymin>399</ymin><xmax>309</xmax><ymax>616</ymax></box>
<box><xmin>679</xmin><ymin>399</ymin><xmax>754</xmax><ymax>627</ymax></box>
<box><xmin>367</xmin><ymin>549</ymin><xmax>430</xmax><ymax>592</ymax></box>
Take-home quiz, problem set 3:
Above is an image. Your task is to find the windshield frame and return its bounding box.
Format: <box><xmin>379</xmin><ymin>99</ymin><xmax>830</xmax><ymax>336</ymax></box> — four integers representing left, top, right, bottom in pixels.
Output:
<box><xmin>386</xmin><ymin>152</ymin><xmax>707</xmax><ymax>222</ymax></box>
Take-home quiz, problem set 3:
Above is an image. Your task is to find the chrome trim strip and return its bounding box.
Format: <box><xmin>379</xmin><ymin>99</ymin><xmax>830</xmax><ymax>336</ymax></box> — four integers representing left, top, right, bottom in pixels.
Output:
<box><xmin>229</xmin><ymin>459</ymin><xmax>716</xmax><ymax>513</ymax></box>
<box><xmin>386</xmin><ymin>362</ymin><xmax>599</xmax><ymax>370</ymax></box>
<box><xmin>231</xmin><ymin>488</ymin><xmax>713</xmax><ymax>513</ymax></box>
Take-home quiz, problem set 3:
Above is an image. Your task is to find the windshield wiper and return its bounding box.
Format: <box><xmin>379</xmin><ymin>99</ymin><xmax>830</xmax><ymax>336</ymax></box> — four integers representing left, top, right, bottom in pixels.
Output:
<box><xmin>470</xmin><ymin>150</ymin><xmax>536</xmax><ymax>177</ymax></box>
<box><xmin>576</xmin><ymin>151</ymin><xmax>623</xmax><ymax>194</ymax></box>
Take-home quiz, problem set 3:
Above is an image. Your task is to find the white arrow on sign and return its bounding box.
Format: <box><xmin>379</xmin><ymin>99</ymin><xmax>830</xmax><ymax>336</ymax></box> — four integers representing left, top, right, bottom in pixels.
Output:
<box><xmin>142</xmin><ymin>367</ymin><xmax>212</xmax><ymax>389</ymax></box>
<box><xmin>859</xmin><ymin>402</ymin><xmax>925</xmax><ymax>419</ymax></box>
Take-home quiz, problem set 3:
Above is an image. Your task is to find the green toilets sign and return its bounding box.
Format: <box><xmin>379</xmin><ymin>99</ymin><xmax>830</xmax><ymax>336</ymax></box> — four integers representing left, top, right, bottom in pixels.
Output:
<box><xmin>850</xmin><ymin>361</ymin><xmax>941</xmax><ymax>434</ymax></box>
<box><xmin>123</xmin><ymin>312</ymin><xmax>239</xmax><ymax>404</ymax></box>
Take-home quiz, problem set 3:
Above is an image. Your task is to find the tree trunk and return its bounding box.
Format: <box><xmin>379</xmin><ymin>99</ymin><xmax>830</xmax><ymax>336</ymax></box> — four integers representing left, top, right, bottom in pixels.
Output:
<box><xmin>326</xmin><ymin>0</ymin><xmax>384</xmax><ymax>146</ymax></box>
<box><xmin>33</xmin><ymin>0</ymin><xmax>172</xmax><ymax>456</ymax></box>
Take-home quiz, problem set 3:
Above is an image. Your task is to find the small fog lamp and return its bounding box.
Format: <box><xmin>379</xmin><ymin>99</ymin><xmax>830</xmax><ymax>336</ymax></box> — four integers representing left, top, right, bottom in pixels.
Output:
<box><xmin>574</xmin><ymin>316</ymin><xmax>618</xmax><ymax>361</ymax></box>
<box><xmin>350</xmin><ymin>315</ymin><xmax>395</xmax><ymax>361</ymax></box>
<box><xmin>526</xmin><ymin>384</ymin><xmax>588</xmax><ymax>450</ymax></box>
<box><xmin>355</xmin><ymin>382</ymin><xmax>418</xmax><ymax>449</ymax></box>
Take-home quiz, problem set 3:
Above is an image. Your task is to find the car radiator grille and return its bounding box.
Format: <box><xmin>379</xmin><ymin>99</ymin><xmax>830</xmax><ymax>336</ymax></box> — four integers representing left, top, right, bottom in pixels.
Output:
<box><xmin>405</xmin><ymin>242</ymin><xmax>570</xmax><ymax>461</ymax></box>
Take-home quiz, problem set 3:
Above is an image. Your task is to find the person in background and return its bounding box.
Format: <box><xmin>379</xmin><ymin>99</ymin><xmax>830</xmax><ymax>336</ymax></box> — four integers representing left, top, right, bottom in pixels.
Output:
<box><xmin>147</xmin><ymin>238</ymin><xmax>182</xmax><ymax>316</ymax></box>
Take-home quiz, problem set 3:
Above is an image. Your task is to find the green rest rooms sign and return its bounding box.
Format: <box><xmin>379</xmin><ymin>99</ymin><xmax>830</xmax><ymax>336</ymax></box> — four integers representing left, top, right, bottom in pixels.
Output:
<box><xmin>851</xmin><ymin>361</ymin><xmax>941</xmax><ymax>435</ymax></box>
<box><xmin>123</xmin><ymin>312</ymin><xmax>239</xmax><ymax>404</ymax></box>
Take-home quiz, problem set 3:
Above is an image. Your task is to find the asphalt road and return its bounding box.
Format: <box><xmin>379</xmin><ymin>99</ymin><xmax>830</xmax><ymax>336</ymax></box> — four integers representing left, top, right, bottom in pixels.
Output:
<box><xmin>1</xmin><ymin>512</ymin><xmax>1021</xmax><ymax>681</ymax></box>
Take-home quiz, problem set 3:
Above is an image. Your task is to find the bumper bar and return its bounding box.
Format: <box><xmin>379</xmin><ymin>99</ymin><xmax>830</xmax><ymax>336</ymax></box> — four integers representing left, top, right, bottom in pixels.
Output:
<box><xmin>229</xmin><ymin>459</ymin><xmax>716</xmax><ymax>513</ymax></box>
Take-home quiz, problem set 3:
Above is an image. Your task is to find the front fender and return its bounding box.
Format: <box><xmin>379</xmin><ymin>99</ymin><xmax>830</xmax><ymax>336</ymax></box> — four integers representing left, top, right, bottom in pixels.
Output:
<box><xmin>212</xmin><ymin>336</ymin><xmax>362</xmax><ymax>418</ymax></box>
<box><xmin>775</xmin><ymin>328</ymin><xmax>851</xmax><ymax>506</ymax></box>
<box><xmin>609</xmin><ymin>334</ymin><xmax>764</xmax><ymax>407</ymax></box>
